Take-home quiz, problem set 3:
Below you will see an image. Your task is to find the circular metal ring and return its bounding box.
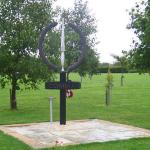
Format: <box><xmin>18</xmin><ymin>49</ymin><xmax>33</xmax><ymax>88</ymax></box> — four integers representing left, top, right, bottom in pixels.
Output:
<box><xmin>38</xmin><ymin>22</ymin><xmax>86</xmax><ymax>72</ymax></box>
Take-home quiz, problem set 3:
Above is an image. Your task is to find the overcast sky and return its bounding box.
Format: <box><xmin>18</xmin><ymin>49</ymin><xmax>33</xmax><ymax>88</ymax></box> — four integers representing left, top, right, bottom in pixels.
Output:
<box><xmin>55</xmin><ymin>0</ymin><xmax>144</xmax><ymax>63</ymax></box>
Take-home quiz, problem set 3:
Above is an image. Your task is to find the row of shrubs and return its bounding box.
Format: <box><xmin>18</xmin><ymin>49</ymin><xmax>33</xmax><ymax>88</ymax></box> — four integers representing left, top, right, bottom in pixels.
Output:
<box><xmin>97</xmin><ymin>67</ymin><xmax>137</xmax><ymax>73</ymax></box>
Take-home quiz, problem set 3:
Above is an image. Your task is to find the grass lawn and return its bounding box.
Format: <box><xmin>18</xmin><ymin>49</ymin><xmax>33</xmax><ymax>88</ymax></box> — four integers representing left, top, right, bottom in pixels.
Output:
<box><xmin>0</xmin><ymin>73</ymin><xmax>150</xmax><ymax>149</ymax></box>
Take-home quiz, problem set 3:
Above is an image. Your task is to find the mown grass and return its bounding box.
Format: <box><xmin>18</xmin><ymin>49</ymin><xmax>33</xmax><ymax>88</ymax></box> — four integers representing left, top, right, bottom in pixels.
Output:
<box><xmin>0</xmin><ymin>73</ymin><xmax>150</xmax><ymax>149</ymax></box>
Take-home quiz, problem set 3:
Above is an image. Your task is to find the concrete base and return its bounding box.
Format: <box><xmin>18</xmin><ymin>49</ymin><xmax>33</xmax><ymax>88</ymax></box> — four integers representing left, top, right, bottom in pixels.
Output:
<box><xmin>0</xmin><ymin>119</ymin><xmax>150</xmax><ymax>149</ymax></box>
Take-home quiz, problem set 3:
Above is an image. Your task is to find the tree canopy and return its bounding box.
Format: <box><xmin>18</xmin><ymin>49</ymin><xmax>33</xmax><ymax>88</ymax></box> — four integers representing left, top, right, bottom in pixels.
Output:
<box><xmin>111</xmin><ymin>51</ymin><xmax>128</xmax><ymax>70</ymax></box>
<box><xmin>128</xmin><ymin>0</ymin><xmax>150</xmax><ymax>72</ymax></box>
<box><xmin>0</xmin><ymin>0</ymin><xmax>55</xmax><ymax>109</ymax></box>
<box><xmin>62</xmin><ymin>0</ymin><xmax>100</xmax><ymax>77</ymax></box>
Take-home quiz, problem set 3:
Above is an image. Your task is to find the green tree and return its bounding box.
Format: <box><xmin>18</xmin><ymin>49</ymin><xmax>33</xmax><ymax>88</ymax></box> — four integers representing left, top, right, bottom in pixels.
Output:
<box><xmin>128</xmin><ymin>0</ymin><xmax>150</xmax><ymax>72</ymax></box>
<box><xmin>87</xmin><ymin>50</ymin><xmax>100</xmax><ymax>80</ymax></box>
<box><xmin>77</xmin><ymin>49</ymin><xmax>99</xmax><ymax>82</ymax></box>
<box><xmin>61</xmin><ymin>0</ymin><xmax>99</xmax><ymax>80</ymax></box>
<box><xmin>0</xmin><ymin>0</ymin><xmax>55</xmax><ymax>109</ymax></box>
<box><xmin>111</xmin><ymin>51</ymin><xmax>128</xmax><ymax>86</ymax></box>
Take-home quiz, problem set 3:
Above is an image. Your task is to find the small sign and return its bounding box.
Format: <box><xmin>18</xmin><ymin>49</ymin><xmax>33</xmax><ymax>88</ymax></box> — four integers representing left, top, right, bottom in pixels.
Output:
<box><xmin>45</xmin><ymin>81</ymin><xmax>81</xmax><ymax>89</ymax></box>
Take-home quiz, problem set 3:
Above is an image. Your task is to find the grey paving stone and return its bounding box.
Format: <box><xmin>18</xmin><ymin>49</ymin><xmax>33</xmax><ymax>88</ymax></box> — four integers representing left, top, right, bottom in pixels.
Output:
<box><xmin>0</xmin><ymin>119</ymin><xmax>150</xmax><ymax>149</ymax></box>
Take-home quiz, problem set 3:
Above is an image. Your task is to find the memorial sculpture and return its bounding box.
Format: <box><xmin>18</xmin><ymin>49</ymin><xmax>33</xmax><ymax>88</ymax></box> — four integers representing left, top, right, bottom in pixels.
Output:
<box><xmin>38</xmin><ymin>19</ymin><xmax>86</xmax><ymax>125</ymax></box>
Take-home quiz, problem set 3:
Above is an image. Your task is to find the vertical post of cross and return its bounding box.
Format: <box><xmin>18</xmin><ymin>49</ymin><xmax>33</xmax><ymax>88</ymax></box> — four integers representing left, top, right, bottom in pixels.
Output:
<box><xmin>60</xmin><ymin>18</ymin><xmax>66</xmax><ymax>125</ymax></box>
<box><xmin>60</xmin><ymin>71</ymin><xmax>66</xmax><ymax>125</ymax></box>
<box><xmin>61</xmin><ymin>18</ymin><xmax>65</xmax><ymax>72</ymax></box>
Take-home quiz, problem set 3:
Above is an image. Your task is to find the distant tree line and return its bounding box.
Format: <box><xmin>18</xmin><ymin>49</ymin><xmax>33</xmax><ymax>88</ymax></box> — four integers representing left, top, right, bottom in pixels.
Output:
<box><xmin>97</xmin><ymin>66</ymin><xmax>128</xmax><ymax>74</ymax></box>
<box><xmin>98</xmin><ymin>61</ymin><xmax>138</xmax><ymax>74</ymax></box>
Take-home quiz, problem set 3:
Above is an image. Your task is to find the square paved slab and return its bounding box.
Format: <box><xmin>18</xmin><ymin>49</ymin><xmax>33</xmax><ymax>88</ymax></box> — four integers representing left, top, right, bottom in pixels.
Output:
<box><xmin>0</xmin><ymin>119</ymin><xmax>150</xmax><ymax>149</ymax></box>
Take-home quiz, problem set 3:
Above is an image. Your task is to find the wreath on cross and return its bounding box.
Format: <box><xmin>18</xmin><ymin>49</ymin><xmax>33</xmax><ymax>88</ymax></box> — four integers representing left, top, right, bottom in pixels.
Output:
<box><xmin>38</xmin><ymin>22</ymin><xmax>86</xmax><ymax>73</ymax></box>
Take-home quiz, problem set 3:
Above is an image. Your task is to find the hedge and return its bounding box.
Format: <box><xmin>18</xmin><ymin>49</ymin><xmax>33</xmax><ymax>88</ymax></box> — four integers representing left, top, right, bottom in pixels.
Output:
<box><xmin>98</xmin><ymin>67</ymin><xmax>128</xmax><ymax>73</ymax></box>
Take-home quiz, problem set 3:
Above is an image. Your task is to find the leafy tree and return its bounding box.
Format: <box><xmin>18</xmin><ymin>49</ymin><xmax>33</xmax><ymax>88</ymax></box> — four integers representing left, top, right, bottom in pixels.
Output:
<box><xmin>111</xmin><ymin>51</ymin><xmax>128</xmax><ymax>86</ymax></box>
<box><xmin>87</xmin><ymin>50</ymin><xmax>100</xmax><ymax>79</ymax></box>
<box><xmin>0</xmin><ymin>0</ymin><xmax>56</xmax><ymax>109</ymax></box>
<box><xmin>60</xmin><ymin>0</ymin><xmax>99</xmax><ymax>80</ymax></box>
<box><xmin>128</xmin><ymin>0</ymin><xmax>150</xmax><ymax>72</ymax></box>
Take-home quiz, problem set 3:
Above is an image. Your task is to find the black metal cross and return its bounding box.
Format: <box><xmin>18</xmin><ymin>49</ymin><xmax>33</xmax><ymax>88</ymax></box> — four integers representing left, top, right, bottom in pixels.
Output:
<box><xmin>38</xmin><ymin>21</ymin><xmax>86</xmax><ymax>125</ymax></box>
<box><xmin>45</xmin><ymin>72</ymin><xmax>81</xmax><ymax>125</ymax></box>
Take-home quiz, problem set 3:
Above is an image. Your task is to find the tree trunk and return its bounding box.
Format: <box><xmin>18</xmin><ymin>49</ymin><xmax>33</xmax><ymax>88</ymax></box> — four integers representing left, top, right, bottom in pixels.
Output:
<box><xmin>89</xmin><ymin>74</ymin><xmax>92</xmax><ymax>80</ymax></box>
<box><xmin>106</xmin><ymin>87</ymin><xmax>111</xmax><ymax>106</ymax></box>
<box><xmin>10</xmin><ymin>76</ymin><xmax>17</xmax><ymax>110</ymax></box>
<box><xmin>121</xmin><ymin>74</ymin><xmax>124</xmax><ymax>86</ymax></box>
<box><xmin>105</xmin><ymin>88</ymin><xmax>108</xmax><ymax>105</ymax></box>
<box><xmin>80</xmin><ymin>76</ymin><xmax>83</xmax><ymax>83</ymax></box>
<box><xmin>121</xmin><ymin>67</ymin><xmax>124</xmax><ymax>86</ymax></box>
